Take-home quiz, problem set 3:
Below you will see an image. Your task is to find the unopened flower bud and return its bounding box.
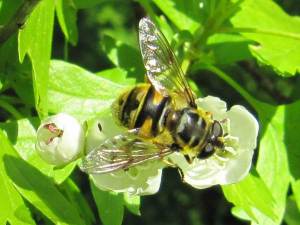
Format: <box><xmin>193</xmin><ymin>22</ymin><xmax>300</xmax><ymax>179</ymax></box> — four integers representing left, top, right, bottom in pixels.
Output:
<box><xmin>36</xmin><ymin>113</ymin><xmax>85</xmax><ymax>166</ymax></box>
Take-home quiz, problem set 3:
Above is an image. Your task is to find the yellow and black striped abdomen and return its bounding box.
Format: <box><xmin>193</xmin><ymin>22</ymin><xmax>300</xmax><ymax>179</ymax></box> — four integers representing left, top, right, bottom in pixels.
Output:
<box><xmin>114</xmin><ymin>84</ymin><xmax>171</xmax><ymax>138</ymax></box>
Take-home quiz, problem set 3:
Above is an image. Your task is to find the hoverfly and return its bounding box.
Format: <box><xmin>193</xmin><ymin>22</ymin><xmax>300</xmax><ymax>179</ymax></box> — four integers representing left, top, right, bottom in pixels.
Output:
<box><xmin>80</xmin><ymin>17</ymin><xmax>226</xmax><ymax>174</ymax></box>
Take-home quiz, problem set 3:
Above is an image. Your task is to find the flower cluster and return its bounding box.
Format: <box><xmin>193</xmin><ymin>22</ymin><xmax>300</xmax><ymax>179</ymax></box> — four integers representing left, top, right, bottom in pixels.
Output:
<box><xmin>36</xmin><ymin>96</ymin><xmax>258</xmax><ymax>195</ymax></box>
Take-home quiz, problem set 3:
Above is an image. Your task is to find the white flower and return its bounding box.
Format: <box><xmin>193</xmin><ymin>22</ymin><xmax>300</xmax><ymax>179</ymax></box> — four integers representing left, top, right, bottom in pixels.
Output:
<box><xmin>36</xmin><ymin>113</ymin><xmax>85</xmax><ymax>166</ymax></box>
<box><xmin>168</xmin><ymin>96</ymin><xmax>259</xmax><ymax>189</ymax></box>
<box><xmin>84</xmin><ymin>96</ymin><xmax>258</xmax><ymax>194</ymax></box>
<box><xmin>85</xmin><ymin>113</ymin><xmax>164</xmax><ymax>196</ymax></box>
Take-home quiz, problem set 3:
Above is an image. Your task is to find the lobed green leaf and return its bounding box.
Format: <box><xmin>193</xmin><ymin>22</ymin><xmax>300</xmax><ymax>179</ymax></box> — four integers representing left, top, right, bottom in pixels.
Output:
<box><xmin>230</xmin><ymin>0</ymin><xmax>300</xmax><ymax>76</ymax></box>
<box><xmin>18</xmin><ymin>0</ymin><xmax>55</xmax><ymax>118</ymax></box>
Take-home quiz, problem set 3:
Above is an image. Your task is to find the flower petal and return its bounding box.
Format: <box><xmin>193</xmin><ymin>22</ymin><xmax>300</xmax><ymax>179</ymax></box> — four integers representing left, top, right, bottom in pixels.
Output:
<box><xmin>85</xmin><ymin>114</ymin><xmax>164</xmax><ymax>195</ymax></box>
<box><xmin>226</xmin><ymin>105</ymin><xmax>259</xmax><ymax>150</ymax></box>
<box><xmin>92</xmin><ymin>163</ymin><xmax>163</xmax><ymax>195</ymax></box>
<box><xmin>196</xmin><ymin>96</ymin><xmax>227</xmax><ymax>120</ymax></box>
<box><xmin>85</xmin><ymin>113</ymin><xmax>125</xmax><ymax>153</ymax></box>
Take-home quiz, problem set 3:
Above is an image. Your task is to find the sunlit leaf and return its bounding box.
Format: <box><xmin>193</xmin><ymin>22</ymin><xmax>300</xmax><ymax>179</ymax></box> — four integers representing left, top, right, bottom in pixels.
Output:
<box><xmin>91</xmin><ymin>182</ymin><xmax>124</xmax><ymax>225</ymax></box>
<box><xmin>96</xmin><ymin>67</ymin><xmax>136</xmax><ymax>86</ymax></box>
<box><xmin>123</xmin><ymin>194</ymin><xmax>141</xmax><ymax>216</ymax></box>
<box><xmin>222</xmin><ymin>172</ymin><xmax>277</xmax><ymax>223</ymax></box>
<box><xmin>18</xmin><ymin>0</ymin><xmax>55</xmax><ymax>117</ymax></box>
<box><xmin>206</xmin><ymin>33</ymin><xmax>253</xmax><ymax>64</ymax></box>
<box><xmin>152</xmin><ymin>0</ymin><xmax>202</xmax><ymax>33</ymax></box>
<box><xmin>0</xmin><ymin>129</ymin><xmax>35</xmax><ymax>225</ymax></box>
<box><xmin>252</xmin><ymin>104</ymin><xmax>291</xmax><ymax>224</ymax></box>
<box><xmin>48</xmin><ymin>60</ymin><xmax>125</xmax><ymax>122</ymax></box>
<box><xmin>230</xmin><ymin>0</ymin><xmax>300</xmax><ymax>76</ymax></box>
<box><xmin>292</xmin><ymin>180</ymin><xmax>300</xmax><ymax>212</ymax></box>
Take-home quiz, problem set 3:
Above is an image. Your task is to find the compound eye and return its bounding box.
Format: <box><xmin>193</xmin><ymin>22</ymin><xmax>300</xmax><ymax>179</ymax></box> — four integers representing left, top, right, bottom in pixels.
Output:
<box><xmin>197</xmin><ymin>143</ymin><xmax>215</xmax><ymax>159</ymax></box>
<box><xmin>212</xmin><ymin>121</ymin><xmax>223</xmax><ymax>137</ymax></box>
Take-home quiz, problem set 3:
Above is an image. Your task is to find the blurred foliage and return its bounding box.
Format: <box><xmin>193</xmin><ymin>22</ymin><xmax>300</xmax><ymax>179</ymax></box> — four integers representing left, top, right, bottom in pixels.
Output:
<box><xmin>1</xmin><ymin>0</ymin><xmax>300</xmax><ymax>225</ymax></box>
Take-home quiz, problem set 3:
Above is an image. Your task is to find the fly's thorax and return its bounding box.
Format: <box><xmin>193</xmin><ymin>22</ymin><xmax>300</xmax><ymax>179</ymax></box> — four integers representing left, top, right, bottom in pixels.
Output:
<box><xmin>113</xmin><ymin>84</ymin><xmax>171</xmax><ymax>138</ymax></box>
<box><xmin>166</xmin><ymin>107</ymin><xmax>214</xmax><ymax>156</ymax></box>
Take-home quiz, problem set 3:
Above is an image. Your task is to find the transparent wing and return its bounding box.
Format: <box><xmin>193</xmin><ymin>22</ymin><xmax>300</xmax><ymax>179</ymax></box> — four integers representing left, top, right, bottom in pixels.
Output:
<box><xmin>80</xmin><ymin>129</ymin><xmax>173</xmax><ymax>174</ymax></box>
<box><xmin>139</xmin><ymin>17</ymin><xmax>196</xmax><ymax>108</ymax></box>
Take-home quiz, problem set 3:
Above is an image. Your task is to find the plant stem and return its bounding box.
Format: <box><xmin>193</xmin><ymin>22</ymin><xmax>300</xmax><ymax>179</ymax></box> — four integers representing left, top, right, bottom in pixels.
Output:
<box><xmin>181</xmin><ymin>58</ymin><xmax>191</xmax><ymax>75</ymax></box>
<box><xmin>0</xmin><ymin>99</ymin><xmax>22</xmax><ymax>119</ymax></box>
<box><xmin>201</xmin><ymin>64</ymin><xmax>262</xmax><ymax>110</ymax></box>
<box><xmin>0</xmin><ymin>0</ymin><xmax>41</xmax><ymax>44</ymax></box>
<box><xmin>0</xmin><ymin>95</ymin><xmax>22</xmax><ymax>105</ymax></box>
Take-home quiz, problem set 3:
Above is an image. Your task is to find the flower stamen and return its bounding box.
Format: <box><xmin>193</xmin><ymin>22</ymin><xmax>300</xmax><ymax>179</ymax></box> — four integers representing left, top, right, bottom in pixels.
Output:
<box><xmin>43</xmin><ymin>123</ymin><xmax>64</xmax><ymax>145</ymax></box>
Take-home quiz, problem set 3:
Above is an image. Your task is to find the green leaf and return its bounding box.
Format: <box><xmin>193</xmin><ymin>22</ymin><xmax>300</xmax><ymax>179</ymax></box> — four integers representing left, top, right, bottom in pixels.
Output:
<box><xmin>61</xmin><ymin>178</ymin><xmax>96</xmax><ymax>225</ymax></box>
<box><xmin>2</xmin><ymin>135</ymin><xmax>85</xmax><ymax>224</ymax></box>
<box><xmin>231</xmin><ymin>206</ymin><xmax>251</xmax><ymax>221</ymax></box>
<box><xmin>18</xmin><ymin>0</ymin><xmax>55</xmax><ymax>117</ymax></box>
<box><xmin>284</xmin><ymin>196</ymin><xmax>300</xmax><ymax>225</ymax></box>
<box><xmin>230</xmin><ymin>0</ymin><xmax>300</xmax><ymax>76</ymax></box>
<box><xmin>225</xmin><ymin>104</ymin><xmax>290</xmax><ymax>225</ymax></box>
<box><xmin>0</xmin><ymin>130</ymin><xmax>35</xmax><ymax>225</ymax></box>
<box><xmin>9</xmin><ymin>59</ymin><xmax>35</xmax><ymax>107</ymax></box>
<box><xmin>152</xmin><ymin>0</ymin><xmax>201</xmax><ymax>33</ymax></box>
<box><xmin>55</xmin><ymin>0</ymin><xmax>78</xmax><ymax>45</ymax></box>
<box><xmin>284</xmin><ymin>100</ymin><xmax>300</xmax><ymax>180</ymax></box>
<box><xmin>96</xmin><ymin>67</ymin><xmax>136</xmax><ymax>86</ymax></box>
<box><xmin>292</xmin><ymin>180</ymin><xmax>300</xmax><ymax>212</ymax></box>
<box><xmin>206</xmin><ymin>33</ymin><xmax>253</xmax><ymax>64</ymax></box>
<box><xmin>91</xmin><ymin>182</ymin><xmax>124</xmax><ymax>225</ymax></box>
<box><xmin>101</xmin><ymin>35</ymin><xmax>145</xmax><ymax>82</ymax></box>
<box><xmin>48</xmin><ymin>60</ymin><xmax>126</xmax><ymax>121</ymax></box>
<box><xmin>123</xmin><ymin>194</ymin><xmax>141</xmax><ymax>216</ymax></box>
<box><xmin>222</xmin><ymin>172</ymin><xmax>277</xmax><ymax>223</ymax></box>
<box><xmin>252</xmin><ymin>104</ymin><xmax>291</xmax><ymax>224</ymax></box>
<box><xmin>0</xmin><ymin>118</ymin><xmax>76</xmax><ymax>184</ymax></box>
